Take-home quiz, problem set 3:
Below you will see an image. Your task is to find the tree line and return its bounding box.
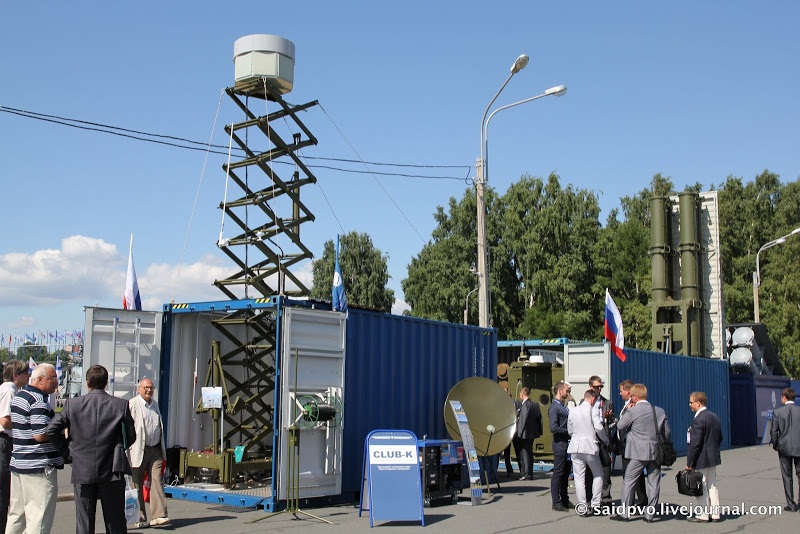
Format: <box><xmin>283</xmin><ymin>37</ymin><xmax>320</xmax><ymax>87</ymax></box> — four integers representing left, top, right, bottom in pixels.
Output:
<box><xmin>310</xmin><ymin>170</ymin><xmax>800</xmax><ymax>378</ymax></box>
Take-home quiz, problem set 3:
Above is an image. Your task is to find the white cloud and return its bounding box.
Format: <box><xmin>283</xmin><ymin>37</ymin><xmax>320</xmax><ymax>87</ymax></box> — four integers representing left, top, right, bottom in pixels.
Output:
<box><xmin>392</xmin><ymin>298</ymin><xmax>410</xmax><ymax>316</ymax></box>
<box><xmin>0</xmin><ymin>236</ymin><xmax>320</xmax><ymax>315</ymax></box>
<box><xmin>0</xmin><ymin>235</ymin><xmax>121</xmax><ymax>306</ymax></box>
<box><xmin>139</xmin><ymin>255</ymin><xmax>232</xmax><ymax>310</ymax></box>
<box><xmin>140</xmin><ymin>257</ymin><xmax>316</xmax><ymax>309</ymax></box>
<box><xmin>8</xmin><ymin>316</ymin><xmax>35</xmax><ymax>329</ymax></box>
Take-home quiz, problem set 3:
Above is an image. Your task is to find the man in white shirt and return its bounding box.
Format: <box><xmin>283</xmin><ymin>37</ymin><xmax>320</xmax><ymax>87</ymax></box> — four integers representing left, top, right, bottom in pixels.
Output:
<box><xmin>568</xmin><ymin>389</ymin><xmax>606</xmax><ymax>514</ymax></box>
<box><xmin>0</xmin><ymin>361</ymin><xmax>30</xmax><ymax>533</ymax></box>
<box><xmin>129</xmin><ymin>378</ymin><xmax>170</xmax><ymax>528</ymax></box>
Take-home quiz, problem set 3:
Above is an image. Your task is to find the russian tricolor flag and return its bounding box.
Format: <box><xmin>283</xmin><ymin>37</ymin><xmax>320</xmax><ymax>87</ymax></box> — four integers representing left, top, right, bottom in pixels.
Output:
<box><xmin>123</xmin><ymin>235</ymin><xmax>142</xmax><ymax>311</ymax></box>
<box><xmin>604</xmin><ymin>288</ymin><xmax>626</xmax><ymax>362</ymax></box>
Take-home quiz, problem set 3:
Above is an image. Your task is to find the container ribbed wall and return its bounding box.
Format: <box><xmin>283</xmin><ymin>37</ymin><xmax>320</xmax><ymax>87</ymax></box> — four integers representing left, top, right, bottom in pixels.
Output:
<box><xmin>341</xmin><ymin>309</ymin><xmax>496</xmax><ymax>495</ymax></box>
<box><xmin>729</xmin><ymin>374</ymin><xmax>792</xmax><ymax>446</ymax></box>
<box><xmin>754</xmin><ymin>375</ymin><xmax>791</xmax><ymax>442</ymax></box>
<box><xmin>610</xmin><ymin>348</ymin><xmax>731</xmax><ymax>456</ymax></box>
<box><xmin>729</xmin><ymin>374</ymin><xmax>757</xmax><ymax>446</ymax></box>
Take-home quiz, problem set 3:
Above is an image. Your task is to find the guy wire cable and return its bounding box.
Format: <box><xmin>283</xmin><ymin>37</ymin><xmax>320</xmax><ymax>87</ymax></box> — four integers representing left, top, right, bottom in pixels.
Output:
<box><xmin>172</xmin><ymin>89</ymin><xmax>226</xmax><ymax>303</ymax></box>
<box><xmin>0</xmin><ymin>105</ymin><xmax>471</xmax><ymax>179</ymax></box>
<box><xmin>317</xmin><ymin>103</ymin><xmax>467</xmax><ymax>291</ymax></box>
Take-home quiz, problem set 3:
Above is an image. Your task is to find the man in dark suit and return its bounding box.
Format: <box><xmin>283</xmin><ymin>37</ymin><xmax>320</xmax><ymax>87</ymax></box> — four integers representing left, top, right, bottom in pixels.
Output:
<box><xmin>47</xmin><ymin>365</ymin><xmax>136</xmax><ymax>534</ymax></box>
<box><xmin>612</xmin><ymin>383</ymin><xmax>671</xmax><ymax>523</ymax></box>
<box><xmin>549</xmin><ymin>381</ymin><xmax>572</xmax><ymax>511</ymax></box>
<box><xmin>515</xmin><ymin>387</ymin><xmax>542</xmax><ymax>480</ymax></box>
<box><xmin>770</xmin><ymin>387</ymin><xmax>800</xmax><ymax>512</ymax></box>
<box><xmin>686</xmin><ymin>391</ymin><xmax>723</xmax><ymax>522</ymax></box>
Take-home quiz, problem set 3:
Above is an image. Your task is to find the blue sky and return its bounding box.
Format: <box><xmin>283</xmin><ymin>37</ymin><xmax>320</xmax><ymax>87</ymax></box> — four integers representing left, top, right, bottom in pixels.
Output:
<box><xmin>1</xmin><ymin>1</ymin><xmax>798</xmax><ymax>343</ymax></box>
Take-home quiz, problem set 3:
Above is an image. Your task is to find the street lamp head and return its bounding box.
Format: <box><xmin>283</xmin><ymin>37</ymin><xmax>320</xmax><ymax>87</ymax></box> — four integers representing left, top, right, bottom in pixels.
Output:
<box><xmin>791</xmin><ymin>227</ymin><xmax>800</xmax><ymax>235</ymax></box>
<box><xmin>776</xmin><ymin>237</ymin><xmax>787</xmax><ymax>245</ymax></box>
<box><xmin>545</xmin><ymin>84</ymin><xmax>568</xmax><ymax>97</ymax></box>
<box><xmin>510</xmin><ymin>54</ymin><xmax>529</xmax><ymax>74</ymax></box>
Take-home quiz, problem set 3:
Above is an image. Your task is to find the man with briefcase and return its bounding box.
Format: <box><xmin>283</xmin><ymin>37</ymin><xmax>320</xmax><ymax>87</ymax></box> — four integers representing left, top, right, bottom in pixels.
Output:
<box><xmin>685</xmin><ymin>391</ymin><xmax>723</xmax><ymax>522</ymax></box>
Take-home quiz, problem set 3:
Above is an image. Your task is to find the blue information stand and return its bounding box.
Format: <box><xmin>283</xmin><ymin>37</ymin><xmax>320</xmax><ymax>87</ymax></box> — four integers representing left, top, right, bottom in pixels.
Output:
<box><xmin>359</xmin><ymin>429</ymin><xmax>425</xmax><ymax>527</ymax></box>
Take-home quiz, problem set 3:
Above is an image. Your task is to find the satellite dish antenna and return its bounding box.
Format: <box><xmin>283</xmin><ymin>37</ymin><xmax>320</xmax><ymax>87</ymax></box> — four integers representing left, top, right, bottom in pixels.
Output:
<box><xmin>443</xmin><ymin>377</ymin><xmax>516</xmax><ymax>456</ymax></box>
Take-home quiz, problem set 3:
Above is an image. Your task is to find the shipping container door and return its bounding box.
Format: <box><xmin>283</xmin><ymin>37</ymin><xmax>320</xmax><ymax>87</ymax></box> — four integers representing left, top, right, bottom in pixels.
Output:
<box><xmin>277</xmin><ymin>307</ymin><xmax>346</xmax><ymax>500</ymax></box>
<box><xmin>83</xmin><ymin>307</ymin><xmax>163</xmax><ymax>400</ymax></box>
<box><xmin>564</xmin><ymin>343</ymin><xmax>611</xmax><ymax>395</ymax></box>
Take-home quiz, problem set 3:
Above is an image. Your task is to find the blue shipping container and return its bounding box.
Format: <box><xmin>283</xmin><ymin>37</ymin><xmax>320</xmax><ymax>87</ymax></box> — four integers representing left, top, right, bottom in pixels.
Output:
<box><xmin>729</xmin><ymin>374</ymin><xmax>757</xmax><ymax>446</ymax></box>
<box><xmin>729</xmin><ymin>374</ymin><xmax>791</xmax><ymax>446</ymax></box>
<box><xmin>609</xmin><ymin>348</ymin><xmax>731</xmax><ymax>456</ymax></box>
<box><xmin>158</xmin><ymin>299</ymin><xmax>495</xmax><ymax>509</ymax></box>
<box><xmin>342</xmin><ymin>309</ymin><xmax>496</xmax><ymax>496</ymax></box>
<box><xmin>754</xmin><ymin>375</ymin><xmax>791</xmax><ymax>442</ymax></box>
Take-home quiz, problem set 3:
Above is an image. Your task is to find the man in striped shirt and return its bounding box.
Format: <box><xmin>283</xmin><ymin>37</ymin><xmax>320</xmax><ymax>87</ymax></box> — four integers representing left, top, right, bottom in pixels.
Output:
<box><xmin>7</xmin><ymin>363</ymin><xmax>62</xmax><ymax>534</ymax></box>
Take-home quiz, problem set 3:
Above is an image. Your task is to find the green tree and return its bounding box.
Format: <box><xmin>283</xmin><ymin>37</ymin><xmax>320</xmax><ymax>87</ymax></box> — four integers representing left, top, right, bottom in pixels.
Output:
<box><xmin>16</xmin><ymin>344</ymin><xmax>48</xmax><ymax>363</ymax></box>
<box><xmin>502</xmin><ymin>174</ymin><xmax>600</xmax><ymax>340</ymax></box>
<box><xmin>717</xmin><ymin>171</ymin><xmax>784</xmax><ymax>324</ymax></box>
<box><xmin>717</xmin><ymin>171</ymin><xmax>800</xmax><ymax>375</ymax></box>
<box><xmin>0</xmin><ymin>348</ymin><xmax>14</xmax><ymax>364</ymax></box>
<box><xmin>592</xmin><ymin>210</ymin><xmax>652</xmax><ymax>349</ymax></box>
<box><xmin>618</xmin><ymin>173</ymin><xmax>676</xmax><ymax>225</ymax></box>
<box><xmin>403</xmin><ymin>189</ymin><xmax>484</xmax><ymax>325</ymax></box>
<box><xmin>310</xmin><ymin>232</ymin><xmax>394</xmax><ymax>312</ymax></box>
<box><xmin>404</xmin><ymin>174</ymin><xmax>601</xmax><ymax>340</ymax></box>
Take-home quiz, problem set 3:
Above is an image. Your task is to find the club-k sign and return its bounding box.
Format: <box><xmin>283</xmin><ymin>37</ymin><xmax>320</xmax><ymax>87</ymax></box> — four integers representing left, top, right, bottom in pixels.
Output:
<box><xmin>359</xmin><ymin>429</ymin><xmax>425</xmax><ymax>527</ymax></box>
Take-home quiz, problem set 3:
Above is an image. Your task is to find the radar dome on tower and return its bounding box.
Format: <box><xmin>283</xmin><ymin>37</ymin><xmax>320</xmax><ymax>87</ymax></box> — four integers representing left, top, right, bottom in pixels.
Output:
<box><xmin>233</xmin><ymin>34</ymin><xmax>295</xmax><ymax>96</ymax></box>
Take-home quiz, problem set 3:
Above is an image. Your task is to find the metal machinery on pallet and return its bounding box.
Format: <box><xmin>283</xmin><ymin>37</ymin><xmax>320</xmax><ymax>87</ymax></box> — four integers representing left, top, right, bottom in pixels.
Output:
<box><xmin>418</xmin><ymin>440</ymin><xmax>464</xmax><ymax>506</ymax></box>
<box><xmin>174</xmin><ymin>34</ymin><xmax>330</xmax><ymax>495</ymax></box>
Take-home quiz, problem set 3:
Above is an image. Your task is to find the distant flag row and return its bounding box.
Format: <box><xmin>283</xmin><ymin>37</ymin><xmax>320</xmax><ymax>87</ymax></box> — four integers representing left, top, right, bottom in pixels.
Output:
<box><xmin>0</xmin><ymin>329</ymin><xmax>85</xmax><ymax>347</ymax></box>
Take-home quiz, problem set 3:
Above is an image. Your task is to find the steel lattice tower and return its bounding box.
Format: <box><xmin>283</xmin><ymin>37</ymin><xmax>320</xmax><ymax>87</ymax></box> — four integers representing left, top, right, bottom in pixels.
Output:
<box><xmin>203</xmin><ymin>80</ymin><xmax>319</xmax><ymax>460</ymax></box>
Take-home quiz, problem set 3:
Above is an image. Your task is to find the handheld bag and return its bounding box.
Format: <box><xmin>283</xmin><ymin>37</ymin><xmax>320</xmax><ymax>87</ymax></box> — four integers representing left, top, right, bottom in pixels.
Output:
<box><xmin>676</xmin><ymin>468</ymin><xmax>704</xmax><ymax>496</ymax></box>
<box><xmin>113</xmin><ymin>422</ymin><xmax>133</xmax><ymax>476</ymax></box>
<box><xmin>650</xmin><ymin>404</ymin><xmax>677</xmax><ymax>467</ymax></box>
<box><xmin>124</xmin><ymin>475</ymin><xmax>139</xmax><ymax>525</ymax></box>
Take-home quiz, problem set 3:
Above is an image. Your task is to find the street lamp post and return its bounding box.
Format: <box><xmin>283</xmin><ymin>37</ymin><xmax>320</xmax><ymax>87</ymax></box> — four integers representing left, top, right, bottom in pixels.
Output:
<box><xmin>476</xmin><ymin>54</ymin><xmax>529</xmax><ymax>329</ymax></box>
<box><xmin>753</xmin><ymin>227</ymin><xmax>800</xmax><ymax>322</ymax></box>
<box><xmin>476</xmin><ymin>57</ymin><xmax>566</xmax><ymax>328</ymax></box>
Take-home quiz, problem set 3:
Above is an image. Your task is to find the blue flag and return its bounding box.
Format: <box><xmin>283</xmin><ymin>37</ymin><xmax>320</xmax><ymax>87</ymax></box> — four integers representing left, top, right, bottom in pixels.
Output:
<box><xmin>332</xmin><ymin>235</ymin><xmax>348</xmax><ymax>313</ymax></box>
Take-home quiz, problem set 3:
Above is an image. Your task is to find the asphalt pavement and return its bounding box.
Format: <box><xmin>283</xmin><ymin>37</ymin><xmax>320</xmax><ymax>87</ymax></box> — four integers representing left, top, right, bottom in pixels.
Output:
<box><xmin>47</xmin><ymin>444</ymin><xmax>796</xmax><ymax>533</ymax></box>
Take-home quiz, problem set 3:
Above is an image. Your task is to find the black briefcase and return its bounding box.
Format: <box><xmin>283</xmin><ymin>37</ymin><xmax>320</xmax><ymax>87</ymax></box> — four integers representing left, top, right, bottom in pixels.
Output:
<box><xmin>676</xmin><ymin>469</ymin><xmax>704</xmax><ymax>496</ymax></box>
